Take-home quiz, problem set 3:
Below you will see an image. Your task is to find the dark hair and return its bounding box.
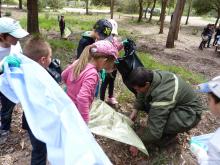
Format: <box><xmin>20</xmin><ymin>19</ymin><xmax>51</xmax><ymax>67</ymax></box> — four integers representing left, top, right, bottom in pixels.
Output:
<box><xmin>209</xmin><ymin>92</ymin><xmax>220</xmax><ymax>103</ymax></box>
<box><xmin>129</xmin><ymin>67</ymin><xmax>153</xmax><ymax>87</ymax></box>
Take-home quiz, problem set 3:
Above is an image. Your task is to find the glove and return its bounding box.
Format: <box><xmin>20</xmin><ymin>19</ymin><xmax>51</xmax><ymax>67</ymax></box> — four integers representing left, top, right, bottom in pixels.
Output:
<box><xmin>121</xmin><ymin>39</ymin><xmax>129</xmax><ymax>46</ymax></box>
<box><xmin>1</xmin><ymin>56</ymin><xmax>21</xmax><ymax>72</ymax></box>
<box><xmin>100</xmin><ymin>69</ymin><xmax>106</xmax><ymax>82</ymax></box>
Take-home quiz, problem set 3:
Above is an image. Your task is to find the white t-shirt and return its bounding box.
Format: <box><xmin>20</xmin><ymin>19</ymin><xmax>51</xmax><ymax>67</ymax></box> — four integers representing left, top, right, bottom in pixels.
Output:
<box><xmin>199</xmin><ymin>128</ymin><xmax>220</xmax><ymax>165</ymax></box>
<box><xmin>0</xmin><ymin>42</ymin><xmax>22</xmax><ymax>61</ymax></box>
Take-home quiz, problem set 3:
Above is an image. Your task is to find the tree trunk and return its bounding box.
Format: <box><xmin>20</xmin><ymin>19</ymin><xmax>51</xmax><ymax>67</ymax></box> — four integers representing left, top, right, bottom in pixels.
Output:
<box><xmin>149</xmin><ymin>0</ymin><xmax>157</xmax><ymax>22</ymax></box>
<box><xmin>0</xmin><ymin>0</ymin><xmax>1</xmax><ymax>18</ymax></box>
<box><xmin>185</xmin><ymin>0</ymin><xmax>192</xmax><ymax>25</ymax></box>
<box><xmin>110</xmin><ymin>0</ymin><xmax>114</xmax><ymax>19</ymax></box>
<box><xmin>85</xmin><ymin>0</ymin><xmax>89</xmax><ymax>15</ymax></box>
<box><xmin>174</xmin><ymin>0</ymin><xmax>186</xmax><ymax>40</ymax></box>
<box><xmin>138</xmin><ymin>0</ymin><xmax>143</xmax><ymax>22</ymax></box>
<box><xmin>19</xmin><ymin>0</ymin><xmax>22</xmax><ymax>9</ymax></box>
<box><xmin>159</xmin><ymin>0</ymin><xmax>168</xmax><ymax>34</ymax></box>
<box><xmin>215</xmin><ymin>11</ymin><xmax>220</xmax><ymax>27</ymax></box>
<box><xmin>166</xmin><ymin>0</ymin><xmax>184</xmax><ymax>48</ymax></box>
<box><xmin>27</xmin><ymin>0</ymin><xmax>39</xmax><ymax>34</ymax></box>
<box><xmin>144</xmin><ymin>2</ymin><xmax>152</xmax><ymax>19</ymax></box>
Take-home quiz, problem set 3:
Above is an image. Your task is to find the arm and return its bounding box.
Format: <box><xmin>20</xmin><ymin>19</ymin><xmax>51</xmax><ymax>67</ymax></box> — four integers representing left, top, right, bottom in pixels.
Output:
<box><xmin>140</xmin><ymin>104</ymin><xmax>174</xmax><ymax>144</ymax></box>
<box><xmin>76</xmin><ymin>72</ymin><xmax>98</xmax><ymax>123</ymax></box>
<box><xmin>61</xmin><ymin>64</ymin><xmax>73</xmax><ymax>83</ymax></box>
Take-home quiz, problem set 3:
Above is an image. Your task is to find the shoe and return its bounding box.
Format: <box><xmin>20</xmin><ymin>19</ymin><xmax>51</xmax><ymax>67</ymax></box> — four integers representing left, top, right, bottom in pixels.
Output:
<box><xmin>106</xmin><ymin>97</ymin><xmax>118</xmax><ymax>105</ymax></box>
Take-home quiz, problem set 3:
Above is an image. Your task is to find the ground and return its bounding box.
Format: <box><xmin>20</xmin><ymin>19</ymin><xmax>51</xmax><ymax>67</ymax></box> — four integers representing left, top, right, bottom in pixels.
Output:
<box><xmin>1</xmin><ymin>7</ymin><xmax>220</xmax><ymax>165</ymax></box>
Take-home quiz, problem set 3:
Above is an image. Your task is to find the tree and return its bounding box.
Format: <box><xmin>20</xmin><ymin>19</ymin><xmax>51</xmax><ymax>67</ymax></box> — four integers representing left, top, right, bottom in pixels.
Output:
<box><xmin>166</xmin><ymin>0</ymin><xmax>186</xmax><ymax>48</ymax></box>
<box><xmin>159</xmin><ymin>0</ymin><xmax>169</xmax><ymax>33</ymax></box>
<box><xmin>110</xmin><ymin>0</ymin><xmax>114</xmax><ymax>19</ymax></box>
<box><xmin>138</xmin><ymin>0</ymin><xmax>143</xmax><ymax>22</ymax></box>
<box><xmin>27</xmin><ymin>0</ymin><xmax>39</xmax><ymax>33</ymax></box>
<box><xmin>19</xmin><ymin>0</ymin><xmax>22</xmax><ymax>9</ymax></box>
<box><xmin>47</xmin><ymin>0</ymin><xmax>65</xmax><ymax>10</ymax></box>
<box><xmin>193</xmin><ymin>0</ymin><xmax>220</xmax><ymax>26</ymax></box>
<box><xmin>85</xmin><ymin>0</ymin><xmax>89</xmax><ymax>15</ymax></box>
<box><xmin>185</xmin><ymin>0</ymin><xmax>192</xmax><ymax>25</ymax></box>
<box><xmin>149</xmin><ymin>0</ymin><xmax>157</xmax><ymax>22</ymax></box>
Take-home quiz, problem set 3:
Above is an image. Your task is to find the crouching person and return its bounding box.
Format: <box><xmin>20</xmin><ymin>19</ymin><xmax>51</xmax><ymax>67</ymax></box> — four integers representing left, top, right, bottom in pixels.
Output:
<box><xmin>128</xmin><ymin>67</ymin><xmax>203</xmax><ymax>156</ymax></box>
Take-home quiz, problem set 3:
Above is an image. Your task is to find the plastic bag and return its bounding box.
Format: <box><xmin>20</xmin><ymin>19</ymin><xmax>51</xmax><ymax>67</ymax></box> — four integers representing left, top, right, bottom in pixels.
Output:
<box><xmin>115</xmin><ymin>39</ymin><xmax>144</xmax><ymax>95</ymax></box>
<box><xmin>0</xmin><ymin>53</ymin><xmax>112</xmax><ymax>165</ymax></box>
<box><xmin>88</xmin><ymin>99</ymin><xmax>148</xmax><ymax>156</ymax></box>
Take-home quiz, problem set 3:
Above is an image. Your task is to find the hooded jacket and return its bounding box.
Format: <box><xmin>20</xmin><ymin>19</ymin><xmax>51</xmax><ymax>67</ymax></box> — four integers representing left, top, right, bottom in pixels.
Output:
<box><xmin>135</xmin><ymin>70</ymin><xmax>203</xmax><ymax>144</ymax></box>
<box><xmin>62</xmin><ymin>60</ymin><xmax>99</xmax><ymax>123</ymax></box>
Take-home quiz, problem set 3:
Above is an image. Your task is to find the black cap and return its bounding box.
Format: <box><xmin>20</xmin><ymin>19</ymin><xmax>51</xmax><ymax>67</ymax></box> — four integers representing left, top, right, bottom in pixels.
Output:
<box><xmin>93</xmin><ymin>19</ymin><xmax>112</xmax><ymax>39</ymax></box>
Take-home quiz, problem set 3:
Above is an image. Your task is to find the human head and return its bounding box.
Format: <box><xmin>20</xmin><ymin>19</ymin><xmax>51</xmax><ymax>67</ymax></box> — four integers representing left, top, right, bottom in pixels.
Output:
<box><xmin>197</xmin><ymin>76</ymin><xmax>220</xmax><ymax>116</ymax></box>
<box><xmin>129</xmin><ymin>67</ymin><xmax>153</xmax><ymax>93</ymax></box>
<box><xmin>61</xmin><ymin>15</ymin><xmax>64</xmax><ymax>19</ymax></box>
<box><xmin>23</xmin><ymin>36</ymin><xmax>52</xmax><ymax>68</ymax></box>
<box><xmin>93</xmin><ymin>19</ymin><xmax>112</xmax><ymax>40</ymax></box>
<box><xmin>73</xmin><ymin>40</ymin><xmax>118</xmax><ymax>77</ymax></box>
<box><xmin>0</xmin><ymin>17</ymin><xmax>29</xmax><ymax>46</ymax></box>
<box><xmin>108</xmin><ymin>19</ymin><xmax>118</xmax><ymax>36</ymax></box>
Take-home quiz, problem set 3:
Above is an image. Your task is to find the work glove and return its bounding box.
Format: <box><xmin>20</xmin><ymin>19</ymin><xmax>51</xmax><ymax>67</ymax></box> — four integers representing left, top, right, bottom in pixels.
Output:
<box><xmin>100</xmin><ymin>69</ymin><xmax>106</xmax><ymax>82</ymax></box>
<box><xmin>1</xmin><ymin>55</ymin><xmax>21</xmax><ymax>73</ymax></box>
<box><xmin>121</xmin><ymin>39</ymin><xmax>129</xmax><ymax>46</ymax></box>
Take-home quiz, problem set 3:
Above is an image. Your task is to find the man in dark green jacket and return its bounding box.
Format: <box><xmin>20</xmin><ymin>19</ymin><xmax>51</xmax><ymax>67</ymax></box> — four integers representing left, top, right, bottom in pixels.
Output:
<box><xmin>128</xmin><ymin>67</ymin><xmax>203</xmax><ymax>155</ymax></box>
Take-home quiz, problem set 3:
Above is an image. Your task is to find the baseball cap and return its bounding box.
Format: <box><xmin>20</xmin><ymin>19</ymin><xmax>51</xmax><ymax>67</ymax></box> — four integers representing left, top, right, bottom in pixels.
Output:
<box><xmin>91</xmin><ymin>40</ymin><xmax>118</xmax><ymax>59</ymax></box>
<box><xmin>108</xmin><ymin>19</ymin><xmax>118</xmax><ymax>35</ymax></box>
<box><xmin>93</xmin><ymin>19</ymin><xmax>112</xmax><ymax>40</ymax></box>
<box><xmin>197</xmin><ymin>76</ymin><xmax>220</xmax><ymax>98</ymax></box>
<box><xmin>0</xmin><ymin>17</ymin><xmax>29</xmax><ymax>38</ymax></box>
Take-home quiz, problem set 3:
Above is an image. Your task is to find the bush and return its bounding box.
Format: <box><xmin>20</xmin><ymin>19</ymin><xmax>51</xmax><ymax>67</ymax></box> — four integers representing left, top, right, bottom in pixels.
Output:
<box><xmin>4</xmin><ymin>11</ymin><xmax>12</xmax><ymax>17</ymax></box>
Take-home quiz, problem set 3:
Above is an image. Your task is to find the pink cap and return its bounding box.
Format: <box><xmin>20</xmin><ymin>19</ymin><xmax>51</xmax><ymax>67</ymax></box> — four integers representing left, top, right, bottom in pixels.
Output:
<box><xmin>91</xmin><ymin>40</ymin><xmax>118</xmax><ymax>59</ymax></box>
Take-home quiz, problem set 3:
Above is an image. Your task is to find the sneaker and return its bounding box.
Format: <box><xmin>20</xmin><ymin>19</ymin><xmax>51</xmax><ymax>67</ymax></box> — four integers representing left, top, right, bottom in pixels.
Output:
<box><xmin>107</xmin><ymin>97</ymin><xmax>118</xmax><ymax>105</ymax></box>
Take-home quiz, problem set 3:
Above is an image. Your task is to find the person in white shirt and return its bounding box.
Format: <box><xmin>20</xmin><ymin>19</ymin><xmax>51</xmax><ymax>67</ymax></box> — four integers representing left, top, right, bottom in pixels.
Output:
<box><xmin>196</xmin><ymin>76</ymin><xmax>220</xmax><ymax>164</ymax></box>
<box><xmin>0</xmin><ymin>17</ymin><xmax>28</xmax><ymax>136</ymax></box>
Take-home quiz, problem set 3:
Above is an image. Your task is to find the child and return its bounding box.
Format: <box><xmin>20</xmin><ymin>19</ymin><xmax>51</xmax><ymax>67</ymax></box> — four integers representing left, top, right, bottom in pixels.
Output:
<box><xmin>0</xmin><ymin>17</ymin><xmax>29</xmax><ymax>136</ymax></box>
<box><xmin>62</xmin><ymin>40</ymin><xmax>118</xmax><ymax>123</ymax></box>
<box><xmin>195</xmin><ymin>76</ymin><xmax>220</xmax><ymax>164</ymax></box>
<box><xmin>100</xmin><ymin>19</ymin><xmax>123</xmax><ymax>105</ymax></box>
<box><xmin>76</xmin><ymin>19</ymin><xmax>112</xmax><ymax>59</ymax></box>
<box><xmin>59</xmin><ymin>15</ymin><xmax>65</xmax><ymax>38</ymax></box>
<box><xmin>22</xmin><ymin>36</ymin><xmax>53</xmax><ymax>165</ymax></box>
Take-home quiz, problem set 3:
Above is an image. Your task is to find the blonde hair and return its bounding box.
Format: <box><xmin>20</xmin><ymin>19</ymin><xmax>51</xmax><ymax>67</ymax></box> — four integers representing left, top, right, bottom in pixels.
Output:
<box><xmin>73</xmin><ymin>45</ymin><xmax>115</xmax><ymax>78</ymax></box>
<box><xmin>23</xmin><ymin>36</ymin><xmax>51</xmax><ymax>62</ymax></box>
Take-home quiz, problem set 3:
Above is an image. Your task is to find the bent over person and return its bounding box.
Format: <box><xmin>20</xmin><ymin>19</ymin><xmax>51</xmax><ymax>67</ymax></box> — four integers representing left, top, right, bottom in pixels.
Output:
<box><xmin>128</xmin><ymin>67</ymin><xmax>203</xmax><ymax>155</ymax></box>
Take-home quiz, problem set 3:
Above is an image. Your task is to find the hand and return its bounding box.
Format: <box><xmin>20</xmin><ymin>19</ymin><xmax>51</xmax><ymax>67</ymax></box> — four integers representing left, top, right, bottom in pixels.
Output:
<box><xmin>129</xmin><ymin>109</ymin><xmax>138</xmax><ymax>121</ymax></box>
<box><xmin>129</xmin><ymin>146</ymin><xmax>138</xmax><ymax>157</ymax></box>
<box><xmin>121</xmin><ymin>39</ymin><xmax>129</xmax><ymax>46</ymax></box>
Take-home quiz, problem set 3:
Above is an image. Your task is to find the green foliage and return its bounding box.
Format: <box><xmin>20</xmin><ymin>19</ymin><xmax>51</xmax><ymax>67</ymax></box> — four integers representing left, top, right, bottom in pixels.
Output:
<box><xmin>117</xmin><ymin>0</ymin><xmax>139</xmax><ymax>13</ymax></box>
<box><xmin>4</xmin><ymin>11</ymin><xmax>12</xmax><ymax>16</ymax></box>
<box><xmin>47</xmin><ymin>0</ymin><xmax>66</xmax><ymax>10</ymax></box>
<box><xmin>91</xmin><ymin>0</ymin><xmax>110</xmax><ymax>6</ymax></box>
<box><xmin>2</xmin><ymin>0</ymin><xmax>18</xmax><ymax>5</ymax></box>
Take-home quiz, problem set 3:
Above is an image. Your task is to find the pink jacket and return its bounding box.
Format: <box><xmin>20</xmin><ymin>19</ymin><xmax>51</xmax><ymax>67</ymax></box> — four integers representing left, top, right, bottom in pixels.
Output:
<box><xmin>61</xmin><ymin>60</ymin><xmax>99</xmax><ymax>123</ymax></box>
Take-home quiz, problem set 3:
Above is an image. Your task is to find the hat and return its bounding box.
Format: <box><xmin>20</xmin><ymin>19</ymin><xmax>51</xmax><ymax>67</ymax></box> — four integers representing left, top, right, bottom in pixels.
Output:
<box><xmin>108</xmin><ymin>19</ymin><xmax>118</xmax><ymax>35</ymax></box>
<box><xmin>93</xmin><ymin>19</ymin><xmax>112</xmax><ymax>40</ymax></box>
<box><xmin>91</xmin><ymin>40</ymin><xmax>118</xmax><ymax>59</ymax></box>
<box><xmin>197</xmin><ymin>76</ymin><xmax>220</xmax><ymax>98</ymax></box>
<box><xmin>0</xmin><ymin>17</ymin><xmax>29</xmax><ymax>38</ymax></box>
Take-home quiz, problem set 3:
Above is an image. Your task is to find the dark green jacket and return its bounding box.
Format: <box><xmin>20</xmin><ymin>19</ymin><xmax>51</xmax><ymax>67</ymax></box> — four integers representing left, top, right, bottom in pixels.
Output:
<box><xmin>135</xmin><ymin>70</ymin><xmax>203</xmax><ymax>144</ymax></box>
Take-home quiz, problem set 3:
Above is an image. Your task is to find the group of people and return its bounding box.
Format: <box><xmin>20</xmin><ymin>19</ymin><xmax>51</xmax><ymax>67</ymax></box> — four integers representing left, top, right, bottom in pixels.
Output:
<box><xmin>199</xmin><ymin>23</ymin><xmax>220</xmax><ymax>49</ymax></box>
<box><xmin>0</xmin><ymin>16</ymin><xmax>220</xmax><ymax>165</ymax></box>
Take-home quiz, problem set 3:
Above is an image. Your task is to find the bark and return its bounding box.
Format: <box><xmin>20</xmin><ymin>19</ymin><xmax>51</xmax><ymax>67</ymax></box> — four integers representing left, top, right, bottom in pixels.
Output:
<box><xmin>19</xmin><ymin>0</ymin><xmax>22</xmax><ymax>9</ymax></box>
<box><xmin>174</xmin><ymin>0</ymin><xmax>186</xmax><ymax>40</ymax></box>
<box><xmin>85</xmin><ymin>0</ymin><xmax>89</xmax><ymax>15</ymax></box>
<box><xmin>215</xmin><ymin>11</ymin><xmax>220</xmax><ymax>27</ymax></box>
<box><xmin>0</xmin><ymin>0</ymin><xmax>1</xmax><ymax>18</ymax></box>
<box><xmin>185</xmin><ymin>0</ymin><xmax>192</xmax><ymax>25</ymax></box>
<box><xmin>149</xmin><ymin>0</ymin><xmax>157</xmax><ymax>22</ymax></box>
<box><xmin>159</xmin><ymin>0</ymin><xmax>168</xmax><ymax>34</ymax></box>
<box><xmin>166</xmin><ymin>0</ymin><xmax>185</xmax><ymax>48</ymax></box>
<box><xmin>110</xmin><ymin>0</ymin><xmax>114</xmax><ymax>19</ymax></box>
<box><xmin>144</xmin><ymin>2</ymin><xmax>152</xmax><ymax>19</ymax></box>
<box><xmin>27</xmin><ymin>0</ymin><xmax>39</xmax><ymax>34</ymax></box>
<box><xmin>138</xmin><ymin>0</ymin><xmax>143</xmax><ymax>22</ymax></box>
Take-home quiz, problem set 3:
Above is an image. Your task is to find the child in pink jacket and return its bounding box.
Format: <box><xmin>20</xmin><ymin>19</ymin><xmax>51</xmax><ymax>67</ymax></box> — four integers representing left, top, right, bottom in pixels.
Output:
<box><xmin>62</xmin><ymin>40</ymin><xmax>118</xmax><ymax>123</ymax></box>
